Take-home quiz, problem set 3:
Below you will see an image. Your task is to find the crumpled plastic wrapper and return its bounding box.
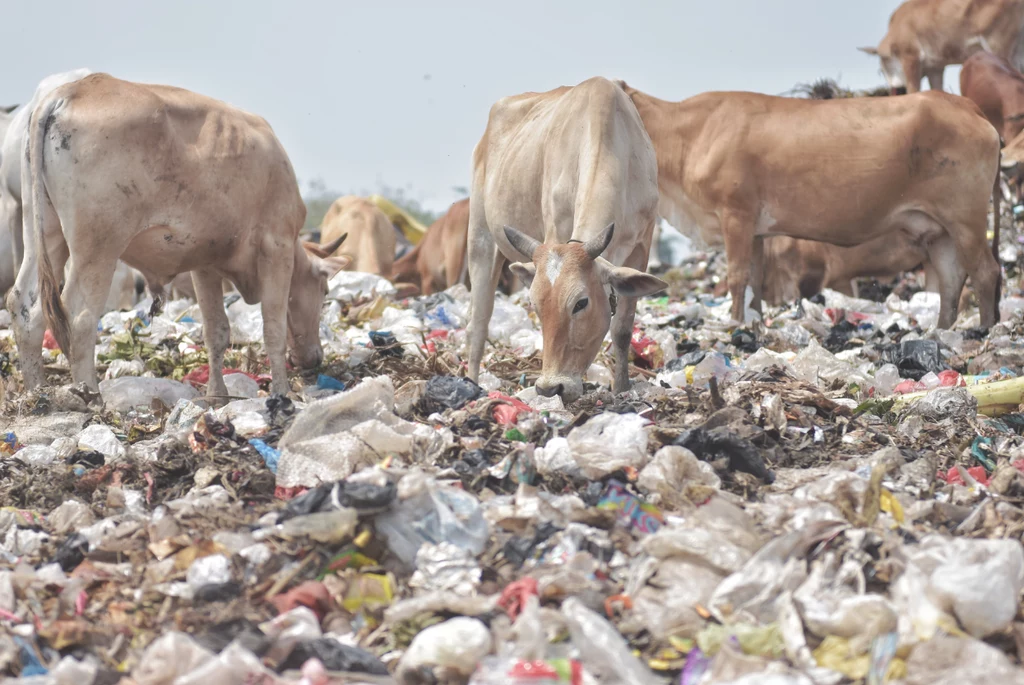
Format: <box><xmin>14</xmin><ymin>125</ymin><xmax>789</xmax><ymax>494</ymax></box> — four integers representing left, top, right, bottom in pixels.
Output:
<box><xmin>901</xmin><ymin>387</ymin><xmax>978</xmax><ymax>422</ymax></box>
<box><xmin>409</xmin><ymin>542</ymin><xmax>482</xmax><ymax>595</ymax></box>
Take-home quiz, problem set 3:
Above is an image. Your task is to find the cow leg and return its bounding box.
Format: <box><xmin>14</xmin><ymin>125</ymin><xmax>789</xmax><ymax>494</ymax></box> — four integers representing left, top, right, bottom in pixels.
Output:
<box><xmin>8</xmin><ymin>199</ymin><xmax>65</xmax><ymax>389</ymax></box>
<box><xmin>62</xmin><ymin>254</ymin><xmax>116</xmax><ymax>389</ymax></box>
<box><xmin>466</xmin><ymin>221</ymin><xmax>503</xmax><ymax>383</ymax></box>
<box><xmin>749</xmin><ymin>235</ymin><xmax>764</xmax><ymax>316</ymax></box>
<box><xmin>901</xmin><ymin>55</ymin><xmax>923</xmax><ymax>94</ymax></box>
<box><xmin>0</xmin><ymin>196</ymin><xmax>20</xmax><ymax>293</ymax></box>
<box><xmin>722</xmin><ymin>214</ymin><xmax>755</xmax><ymax>323</ymax></box>
<box><xmin>924</xmin><ymin>67</ymin><xmax>944</xmax><ymax>92</ymax></box>
<box><xmin>192</xmin><ymin>268</ymin><xmax>230</xmax><ymax>401</ymax></box>
<box><xmin>611</xmin><ymin>243</ymin><xmax>649</xmax><ymax>394</ymax></box>
<box><xmin>260</xmin><ymin>254</ymin><xmax>295</xmax><ymax>396</ymax></box>
<box><xmin>927</xmin><ymin>235</ymin><xmax>968</xmax><ymax>328</ymax></box>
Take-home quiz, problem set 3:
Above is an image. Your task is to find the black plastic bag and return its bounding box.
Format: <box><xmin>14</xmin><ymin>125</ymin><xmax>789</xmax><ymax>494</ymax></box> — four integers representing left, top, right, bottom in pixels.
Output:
<box><xmin>675</xmin><ymin>427</ymin><xmax>776</xmax><ymax>483</ymax></box>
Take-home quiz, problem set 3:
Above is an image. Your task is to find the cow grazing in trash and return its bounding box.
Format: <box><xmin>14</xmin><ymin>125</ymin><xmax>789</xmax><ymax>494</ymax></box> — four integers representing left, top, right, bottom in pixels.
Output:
<box><xmin>391</xmin><ymin>198</ymin><xmax>519</xmax><ymax>296</ymax></box>
<box><xmin>859</xmin><ymin>0</ymin><xmax>1024</xmax><ymax>93</ymax></box>
<box><xmin>621</xmin><ymin>81</ymin><xmax>1002</xmax><ymax>329</ymax></box>
<box><xmin>466</xmin><ymin>77</ymin><xmax>667</xmax><ymax>403</ymax></box>
<box><xmin>319</xmin><ymin>195</ymin><xmax>400</xmax><ymax>279</ymax></box>
<box><xmin>0</xmin><ymin>69</ymin><xmax>144</xmax><ymax>313</ymax></box>
<box><xmin>8</xmin><ymin>73</ymin><xmax>349</xmax><ymax>397</ymax></box>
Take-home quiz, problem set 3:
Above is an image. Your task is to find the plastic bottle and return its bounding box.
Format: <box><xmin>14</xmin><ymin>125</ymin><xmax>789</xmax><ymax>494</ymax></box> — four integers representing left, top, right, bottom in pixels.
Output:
<box><xmin>872</xmin><ymin>363</ymin><xmax>900</xmax><ymax>396</ymax></box>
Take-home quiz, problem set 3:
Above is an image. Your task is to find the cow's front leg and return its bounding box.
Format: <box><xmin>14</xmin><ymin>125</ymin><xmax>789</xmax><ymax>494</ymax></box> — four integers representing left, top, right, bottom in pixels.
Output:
<box><xmin>260</xmin><ymin>259</ymin><xmax>294</xmax><ymax>396</ymax></box>
<box><xmin>610</xmin><ymin>291</ymin><xmax>638</xmax><ymax>394</ymax></box>
<box><xmin>191</xmin><ymin>268</ymin><xmax>229</xmax><ymax>401</ymax></box>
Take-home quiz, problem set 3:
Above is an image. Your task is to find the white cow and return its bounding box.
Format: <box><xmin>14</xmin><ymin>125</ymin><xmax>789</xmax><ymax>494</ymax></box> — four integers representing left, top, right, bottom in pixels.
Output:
<box><xmin>0</xmin><ymin>69</ymin><xmax>143</xmax><ymax>312</ymax></box>
<box><xmin>9</xmin><ymin>73</ymin><xmax>346</xmax><ymax>396</ymax></box>
<box><xmin>466</xmin><ymin>77</ymin><xmax>666</xmax><ymax>403</ymax></box>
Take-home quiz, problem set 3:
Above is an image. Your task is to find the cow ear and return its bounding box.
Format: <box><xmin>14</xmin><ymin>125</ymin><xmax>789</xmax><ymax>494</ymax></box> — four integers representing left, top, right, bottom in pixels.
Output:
<box><xmin>509</xmin><ymin>262</ymin><xmax>536</xmax><ymax>287</ymax></box>
<box><xmin>602</xmin><ymin>264</ymin><xmax>667</xmax><ymax>298</ymax></box>
<box><xmin>316</xmin><ymin>255</ymin><xmax>350</xmax><ymax>280</ymax></box>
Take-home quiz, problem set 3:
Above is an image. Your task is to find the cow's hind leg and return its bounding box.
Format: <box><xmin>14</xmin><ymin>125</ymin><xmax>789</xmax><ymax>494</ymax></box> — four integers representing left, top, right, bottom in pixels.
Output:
<box><xmin>192</xmin><ymin>268</ymin><xmax>229</xmax><ymax>402</ymax></box>
<box><xmin>62</xmin><ymin>253</ymin><xmax>117</xmax><ymax>390</ymax></box>
<box><xmin>948</xmin><ymin>222</ymin><xmax>1000</xmax><ymax>328</ymax></box>
<box><xmin>466</xmin><ymin>215</ymin><xmax>503</xmax><ymax>383</ymax></box>
<box><xmin>925</xmin><ymin>234</ymin><xmax>967</xmax><ymax>328</ymax></box>
<box><xmin>9</xmin><ymin>198</ymin><xmax>66</xmax><ymax>389</ymax></box>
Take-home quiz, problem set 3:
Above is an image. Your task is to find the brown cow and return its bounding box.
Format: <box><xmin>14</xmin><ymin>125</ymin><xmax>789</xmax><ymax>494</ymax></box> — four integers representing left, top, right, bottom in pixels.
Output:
<box><xmin>760</xmin><ymin>235</ymin><xmax>931</xmax><ymax>305</ymax></box>
<box><xmin>467</xmin><ymin>77</ymin><xmax>666</xmax><ymax>403</ymax></box>
<box><xmin>621</xmin><ymin>82</ymin><xmax>1001</xmax><ymax>328</ymax></box>
<box><xmin>8</xmin><ymin>74</ymin><xmax>348</xmax><ymax>396</ymax></box>
<box><xmin>320</xmin><ymin>195</ymin><xmax>397</xmax><ymax>278</ymax></box>
<box><xmin>860</xmin><ymin>0</ymin><xmax>1024</xmax><ymax>93</ymax></box>
<box><xmin>961</xmin><ymin>51</ymin><xmax>1024</xmax><ymax>144</ymax></box>
<box><xmin>392</xmin><ymin>198</ymin><xmax>471</xmax><ymax>295</ymax></box>
<box><xmin>391</xmin><ymin>198</ymin><xmax>519</xmax><ymax>296</ymax></box>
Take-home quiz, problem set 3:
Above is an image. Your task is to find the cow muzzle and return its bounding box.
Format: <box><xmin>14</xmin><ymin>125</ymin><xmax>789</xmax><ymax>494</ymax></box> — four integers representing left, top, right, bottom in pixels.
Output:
<box><xmin>536</xmin><ymin>375</ymin><xmax>583</xmax><ymax>403</ymax></box>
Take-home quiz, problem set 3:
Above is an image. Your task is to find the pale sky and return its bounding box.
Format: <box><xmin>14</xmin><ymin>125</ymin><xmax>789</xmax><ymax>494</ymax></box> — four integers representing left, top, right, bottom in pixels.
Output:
<box><xmin>2</xmin><ymin>1</ymin><xmax>934</xmax><ymax>212</ymax></box>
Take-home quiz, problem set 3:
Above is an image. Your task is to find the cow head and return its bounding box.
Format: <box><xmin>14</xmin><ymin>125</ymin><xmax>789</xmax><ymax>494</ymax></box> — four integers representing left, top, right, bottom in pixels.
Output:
<box><xmin>287</xmin><ymin>234</ymin><xmax>350</xmax><ymax>369</ymax></box>
<box><xmin>504</xmin><ymin>223</ymin><xmax>666</xmax><ymax>403</ymax></box>
<box><xmin>858</xmin><ymin>46</ymin><xmax>906</xmax><ymax>92</ymax></box>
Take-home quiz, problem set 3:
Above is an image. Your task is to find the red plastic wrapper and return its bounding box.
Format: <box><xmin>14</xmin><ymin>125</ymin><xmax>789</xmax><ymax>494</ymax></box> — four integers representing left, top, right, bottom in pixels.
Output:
<box><xmin>894</xmin><ymin>379</ymin><xmax>926</xmax><ymax>394</ymax></box>
<box><xmin>629</xmin><ymin>326</ymin><xmax>662</xmax><ymax>369</ymax></box>
<box><xmin>269</xmin><ymin>580</ymin><xmax>335</xmax><ymax>619</ymax></box>
<box><xmin>488</xmin><ymin>391</ymin><xmax>533</xmax><ymax>425</ymax></box>
<box><xmin>182</xmin><ymin>364</ymin><xmax>265</xmax><ymax>389</ymax></box>
<box><xmin>937</xmin><ymin>370</ymin><xmax>965</xmax><ymax>387</ymax></box>
<box><xmin>497</xmin><ymin>577</ymin><xmax>539</xmax><ymax>620</ymax></box>
<box><xmin>938</xmin><ymin>465</ymin><xmax>990</xmax><ymax>486</ymax></box>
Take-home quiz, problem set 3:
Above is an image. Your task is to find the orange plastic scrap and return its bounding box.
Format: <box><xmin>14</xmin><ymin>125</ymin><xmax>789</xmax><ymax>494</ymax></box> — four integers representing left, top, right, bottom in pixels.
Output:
<box><xmin>604</xmin><ymin>594</ymin><xmax>633</xmax><ymax>619</ymax></box>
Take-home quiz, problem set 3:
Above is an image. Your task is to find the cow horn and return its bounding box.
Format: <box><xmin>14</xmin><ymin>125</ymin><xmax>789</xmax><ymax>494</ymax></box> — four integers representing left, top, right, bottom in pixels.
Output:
<box><xmin>0</xmin><ymin>104</ymin><xmax>17</xmax><ymax>114</ymax></box>
<box><xmin>503</xmin><ymin>225</ymin><xmax>541</xmax><ymax>260</ymax></box>
<box><xmin>584</xmin><ymin>223</ymin><xmax>615</xmax><ymax>260</ymax></box>
<box><xmin>319</xmin><ymin>233</ymin><xmax>348</xmax><ymax>257</ymax></box>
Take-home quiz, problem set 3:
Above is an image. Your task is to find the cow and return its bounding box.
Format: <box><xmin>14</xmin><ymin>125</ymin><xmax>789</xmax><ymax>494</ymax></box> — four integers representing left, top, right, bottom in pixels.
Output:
<box><xmin>960</xmin><ymin>51</ymin><xmax>1024</xmax><ymax>144</ymax></box>
<box><xmin>0</xmin><ymin>70</ymin><xmax>146</xmax><ymax>313</ymax></box>
<box><xmin>391</xmin><ymin>198</ymin><xmax>519</xmax><ymax>296</ymax></box>
<box><xmin>7</xmin><ymin>73</ymin><xmax>349</xmax><ymax>397</ymax></box>
<box><xmin>319</xmin><ymin>195</ymin><xmax>398</xmax><ymax>278</ymax></box>
<box><xmin>392</xmin><ymin>198</ymin><xmax>470</xmax><ymax>295</ymax></box>
<box><xmin>760</xmin><ymin>235</ymin><xmax>931</xmax><ymax>304</ymax></box>
<box><xmin>619</xmin><ymin>82</ymin><xmax>1002</xmax><ymax>329</ymax></box>
<box><xmin>466</xmin><ymin>77</ymin><xmax>667</xmax><ymax>403</ymax></box>
<box><xmin>859</xmin><ymin>0</ymin><xmax>1024</xmax><ymax>93</ymax></box>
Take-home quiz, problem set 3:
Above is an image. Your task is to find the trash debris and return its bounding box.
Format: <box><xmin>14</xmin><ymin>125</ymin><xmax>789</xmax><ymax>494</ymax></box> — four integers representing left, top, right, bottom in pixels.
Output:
<box><xmin>2</xmin><ymin>217</ymin><xmax>1024</xmax><ymax>684</ymax></box>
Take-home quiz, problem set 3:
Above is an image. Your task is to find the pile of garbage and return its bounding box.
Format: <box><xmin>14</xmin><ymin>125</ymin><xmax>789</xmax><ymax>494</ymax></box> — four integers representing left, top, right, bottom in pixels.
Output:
<box><xmin>2</xmin><ymin>221</ymin><xmax>1024</xmax><ymax>684</ymax></box>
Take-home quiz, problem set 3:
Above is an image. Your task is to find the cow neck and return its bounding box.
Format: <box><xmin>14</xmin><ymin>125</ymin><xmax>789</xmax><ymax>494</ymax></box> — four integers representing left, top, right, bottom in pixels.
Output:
<box><xmin>628</xmin><ymin>89</ymin><xmax>698</xmax><ymax>198</ymax></box>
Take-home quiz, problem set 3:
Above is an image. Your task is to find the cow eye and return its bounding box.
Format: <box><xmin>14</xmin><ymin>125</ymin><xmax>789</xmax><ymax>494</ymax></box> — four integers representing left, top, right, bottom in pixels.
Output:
<box><xmin>573</xmin><ymin>297</ymin><xmax>589</xmax><ymax>314</ymax></box>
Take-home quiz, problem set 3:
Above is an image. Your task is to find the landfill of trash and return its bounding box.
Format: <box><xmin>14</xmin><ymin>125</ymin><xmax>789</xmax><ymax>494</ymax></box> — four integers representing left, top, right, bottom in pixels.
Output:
<box><xmin>3</xmin><ymin>212</ymin><xmax>1024</xmax><ymax>685</ymax></box>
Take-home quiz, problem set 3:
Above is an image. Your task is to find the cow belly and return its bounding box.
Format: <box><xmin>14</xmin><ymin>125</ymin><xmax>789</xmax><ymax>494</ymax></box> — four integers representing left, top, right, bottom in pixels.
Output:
<box><xmin>658</xmin><ymin>191</ymin><xmax>723</xmax><ymax>250</ymax></box>
<box><xmin>121</xmin><ymin>224</ymin><xmax>231</xmax><ymax>282</ymax></box>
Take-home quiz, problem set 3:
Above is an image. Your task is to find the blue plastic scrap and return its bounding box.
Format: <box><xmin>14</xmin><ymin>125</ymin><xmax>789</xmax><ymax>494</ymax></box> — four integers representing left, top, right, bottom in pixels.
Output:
<box><xmin>249</xmin><ymin>439</ymin><xmax>281</xmax><ymax>473</ymax></box>
<box><xmin>317</xmin><ymin>374</ymin><xmax>346</xmax><ymax>391</ymax></box>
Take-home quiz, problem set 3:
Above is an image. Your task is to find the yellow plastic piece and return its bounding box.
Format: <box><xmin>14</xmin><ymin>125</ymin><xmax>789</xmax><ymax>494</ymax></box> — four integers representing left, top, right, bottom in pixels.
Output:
<box><xmin>367</xmin><ymin>194</ymin><xmax>428</xmax><ymax>245</ymax></box>
<box><xmin>892</xmin><ymin>376</ymin><xmax>1024</xmax><ymax>417</ymax></box>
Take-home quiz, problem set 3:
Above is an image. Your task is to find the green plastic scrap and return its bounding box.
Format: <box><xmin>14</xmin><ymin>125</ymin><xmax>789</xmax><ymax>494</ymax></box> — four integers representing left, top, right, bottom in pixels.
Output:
<box><xmin>696</xmin><ymin>622</ymin><xmax>785</xmax><ymax>659</ymax></box>
<box><xmin>970</xmin><ymin>436</ymin><xmax>996</xmax><ymax>472</ymax></box>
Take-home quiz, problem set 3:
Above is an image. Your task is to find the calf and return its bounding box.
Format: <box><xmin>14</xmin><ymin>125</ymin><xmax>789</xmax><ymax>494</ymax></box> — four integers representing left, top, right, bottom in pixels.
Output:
<box><xmin>859</xmin><ymin>0</ymin><xmax>1024</xmax><ymax>93</ymax></box>
<box><xmin>621</xmin><ymin>83</ymin><xmax>1002</xmax><ymax>328</ymax></box>
<box><xmin>8</xmin><ymin>73</ymin><xmax>348</xmax><ymax>396</ymax></box>
<box><xmin>467</xmin><ymin>77</ymin><xmax>666</xmax><ymax>403</ymax></box>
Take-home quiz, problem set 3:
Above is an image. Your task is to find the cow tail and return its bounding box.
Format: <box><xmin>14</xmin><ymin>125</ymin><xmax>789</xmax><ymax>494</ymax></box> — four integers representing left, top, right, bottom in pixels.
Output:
<box><xmin>31</xmin><ymin>96</ymin><xmax>72</xmax><ymax>357</ymax></box>
<box><xmin>993</xmin><ymin>150</ymin><xmax>1001</xmax><ymax>263</ymax></box>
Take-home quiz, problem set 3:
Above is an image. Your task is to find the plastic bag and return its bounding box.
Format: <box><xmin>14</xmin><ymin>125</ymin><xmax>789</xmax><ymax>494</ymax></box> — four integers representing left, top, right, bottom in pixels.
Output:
<box><xmin>76</xmin><ymin>424</ymin><xmax>126</xmax><ymax>461</ymax></box>
<box><xmin>374</xmin><ymin>471</ymin><xmax>489</xmax><ymax>568</ymax></box>
<box><xmin>891</xmin><ymin>535</ymin><xmax>1024</xmax><ymax>638</ymax></box>
<box><xmin>565</xmin><ymin>413</ymin><xmax>650</xmax><ymax>479</ymax></box>
<box><xmin>397</xmin><ymin>616</ymin><xmax>492</xmax><ymax>680</ymax></box>
<box><xmin>901</xmin><ymin>635</ymin><xmax>1024</xmax><ymax>685</ymax></box>
<box><xmin>99</xmin><ymin>376</ymin><xmax>199</xmax><ymax>412</ymax></box>
<box><xmin>561</xmin><ymin>597</ymin><xmax>661</xmax><ymax>685</ymax></box>
<box><xmin>132</xmin><ymin>632</ymin><xmax>215</xmax><ymax>685</ymax></box>
<box><xmin>422</xmin><ymin>375</ymin><xmax>483</xmax><ymax>412</ymax></box>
